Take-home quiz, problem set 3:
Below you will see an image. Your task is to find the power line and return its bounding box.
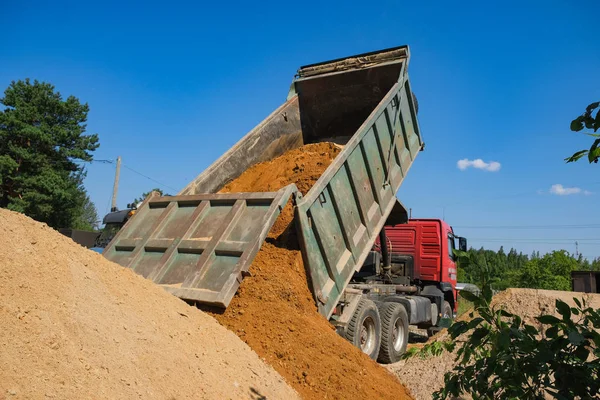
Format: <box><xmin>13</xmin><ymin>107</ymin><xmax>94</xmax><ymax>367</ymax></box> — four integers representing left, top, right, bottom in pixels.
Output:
<box><xmin>121</xmin><ymin>164</ymin><xmax>179</xmax><ymax>193</ymax></box>
<box><xmin>455</xmin><ymin>223</ymin><xmax>600</xmax><ymax>229</ymax></box>
<box><xmin>471</xmin><ymin>241</ymin><xmax>600</xmax><ymax>245</ymax></box>
<box><xmin>469</xmin><ymin>237</ymin><xmax>600</xmax><ymax>245</ymax></box>
<box><xmin>471</xmin><ymin>238</ymin><xmax>600</xmax><ymax>241</ymax></box>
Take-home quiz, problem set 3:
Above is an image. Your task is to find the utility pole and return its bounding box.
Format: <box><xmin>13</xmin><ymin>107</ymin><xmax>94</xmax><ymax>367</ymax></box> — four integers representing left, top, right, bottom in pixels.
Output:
<box><xmin>409</xmin><ymin>208</ymin><xmax>412</xmax><ymax>219</ymax></box>
<box><xmin>111</xmin><ymin>156</ymin><xmax>122</xmax><ymax>212</ymax></box>
<box><xmin>575</xmin><ymin>241</ymin><xmax>579</xmax><ymax>258</ymax></box>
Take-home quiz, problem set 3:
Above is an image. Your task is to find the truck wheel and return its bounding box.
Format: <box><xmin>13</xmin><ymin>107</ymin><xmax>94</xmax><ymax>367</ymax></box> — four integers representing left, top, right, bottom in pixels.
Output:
<box><xmin>427</xmin><ymin>301</ymin><xmax>453</xmax><ymax>338</ymax></box>
<box><xmin>377</xmin><ymin>302</ymin><xmax>409</xmax><ymax>364</ymax></box>
<box><xmin>345</xmin><ymin>298</ymin><xmax>381</xmax><ymax>360</ymax></box>
<box><xmin>441</xmin><ymin>300</ymin><xmax>453</xmax><ymax>319</ymax></box>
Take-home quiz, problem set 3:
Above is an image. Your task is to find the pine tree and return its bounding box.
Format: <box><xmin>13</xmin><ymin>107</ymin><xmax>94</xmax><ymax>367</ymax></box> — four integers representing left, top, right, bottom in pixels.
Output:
<box><xmin>0</xmin><ymin>79</ymin><xmax>99</xmax><ymax>228</ymax></box>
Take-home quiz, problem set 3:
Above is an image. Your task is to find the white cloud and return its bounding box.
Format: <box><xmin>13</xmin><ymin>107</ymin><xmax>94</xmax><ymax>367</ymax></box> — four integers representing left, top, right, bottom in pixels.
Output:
<box><xmin>584</xmin><ymin>190</ymin><xmax>593</xmax><ymax>196</ymax></box>
<box><xmin>549</xmin><ymin>184</ymin><xmax>582</xmax><ymax>196</ymax></box>
<box><xmin>457</xmin><ymin>158</ymin><xmax>501</xmax><ymax>172</ymax></box>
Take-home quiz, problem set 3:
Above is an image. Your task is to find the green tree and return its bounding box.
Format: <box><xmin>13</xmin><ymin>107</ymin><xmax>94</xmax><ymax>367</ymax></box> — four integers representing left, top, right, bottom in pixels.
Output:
<box><xmin>0</xmin><ymin>79</ymin><xmax>99</xmax><ymax>228</ymax></box>
<box><xmin>73</xmin><ymin>193</ymin><xmax>100</xmax><ymax>231</ymax></box>
<box><xmin>592</xmin><ymin>257</ymin><xmax>600</xmax><ymax>271</ymax></box>
<box><xmin>565</xmin><ymin>101</ymin><xmax>600</xmax><ymax>164</ymax></box>
<box><xmin>514</xmin><ymin>251</ymin><xmax>578</xmax><ymax>291</ymax></box>
<box><xmin>456</xmin><ymin>249</ymin><xmax>502</xmax><ymax>290</ymax></box>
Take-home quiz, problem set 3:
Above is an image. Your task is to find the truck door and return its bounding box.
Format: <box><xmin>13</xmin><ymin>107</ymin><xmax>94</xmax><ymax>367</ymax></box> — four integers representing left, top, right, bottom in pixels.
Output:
<box><xmin>445</xmin><ymin>233</ymin><xmax>458</xmax><ymax>310</ymax></box>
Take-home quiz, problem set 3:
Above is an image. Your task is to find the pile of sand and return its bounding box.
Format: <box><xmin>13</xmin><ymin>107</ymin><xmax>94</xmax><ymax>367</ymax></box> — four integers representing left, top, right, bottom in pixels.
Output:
<box><xmin>219</xmin><ymin>142</ymin><xmax>343</xmax><ymax>196</ymax></box>
<box><xmin>387</xmin><ymin>288</ymin><xmax>600</xmax><ymax>400</ymax></box>
<box><xmin>0</xmin><ymin>208</ymin><xmax>299</xmax><ymax>399</ymax></box>
<box><xmin>213</xmin><ymin>142</ymin><xmax>412</xmax><ymax>400</ymax></box>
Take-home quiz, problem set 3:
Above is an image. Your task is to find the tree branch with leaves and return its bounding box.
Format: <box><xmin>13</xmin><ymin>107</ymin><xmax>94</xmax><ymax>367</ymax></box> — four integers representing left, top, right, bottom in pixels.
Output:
<box><xmin>566</xmin><ymin>101</ymin><xmax>600</xmax><ymax>164</ymax></box>
<box><xmin>404</xmin><ymin>251</ymin><xmax>600</xmax><ymax>400</ymax></box>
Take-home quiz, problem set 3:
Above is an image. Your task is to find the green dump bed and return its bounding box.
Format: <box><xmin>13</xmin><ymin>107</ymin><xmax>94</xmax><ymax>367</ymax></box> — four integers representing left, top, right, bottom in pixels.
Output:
<box><xmin>103</xmin><ymin>45</ymin><xmax>423</xmax><ymax>318</ymax></box>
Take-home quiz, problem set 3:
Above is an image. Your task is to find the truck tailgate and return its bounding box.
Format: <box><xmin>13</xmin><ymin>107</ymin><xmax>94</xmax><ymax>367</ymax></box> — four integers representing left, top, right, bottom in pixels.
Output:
<box><xmin>102</xmin><ymin>184</ymin><xmax>298</xmax><ymax>308</ymax></box>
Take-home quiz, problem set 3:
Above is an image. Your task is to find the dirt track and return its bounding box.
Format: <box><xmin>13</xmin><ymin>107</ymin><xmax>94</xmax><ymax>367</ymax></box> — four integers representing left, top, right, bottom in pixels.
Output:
<box><xmin>387</xmin><ymin>288</ymin><xmax>600</xmax><ymax>400</ymax></box>
<box><xmin>0</xmin><ymin>208</ymin><xmax>299</xmax><ymax>400</ymax></box>
<box><xmin>214</xmin><ymin>142</ymin><xmax>412</xmax><ymax>400</ymax></box>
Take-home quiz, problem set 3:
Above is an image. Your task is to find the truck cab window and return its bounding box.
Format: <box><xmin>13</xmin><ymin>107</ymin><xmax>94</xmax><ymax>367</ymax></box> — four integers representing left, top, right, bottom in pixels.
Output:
<box><xmin>448</xmin><ymin>235</ymin><xmax>456</xmax><ymax>261</ymax></box>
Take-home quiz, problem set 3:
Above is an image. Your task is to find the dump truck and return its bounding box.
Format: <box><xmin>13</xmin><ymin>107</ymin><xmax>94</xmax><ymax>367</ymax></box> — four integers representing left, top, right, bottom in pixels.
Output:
<box><xmin>101</xmin><ymin>45</ymin><xmax>467</xmax><ymax>363</ymax></box>
<box><xmin>376</xmin><ymin>218</ymin><xmax>467</xmax><ymax>336</ymax></box>
<box><xmin>93</xmin><ymin>207</ymin><xmax>138</xmax><ymax>248</ymax></box>
<box><xmin>58</xmin><ymin>228</ymin><xmax>101</xmax><ymax>249</ymax></box>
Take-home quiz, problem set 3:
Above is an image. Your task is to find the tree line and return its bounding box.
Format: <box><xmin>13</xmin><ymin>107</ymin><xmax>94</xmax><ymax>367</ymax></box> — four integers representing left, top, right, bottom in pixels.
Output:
<box><xmin>458</xmin><ymin>246</ymin><xmax>600</xmax><ymax>292</ymax></box>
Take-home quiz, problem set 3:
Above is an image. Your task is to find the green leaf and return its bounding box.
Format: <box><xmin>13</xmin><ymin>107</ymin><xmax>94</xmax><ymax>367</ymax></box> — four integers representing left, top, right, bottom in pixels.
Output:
<box><xmin>537</xmin><ymin>315</ymin><xmax>561</xmax><ymax>325</ymax></box>
<box><xmin>571</xmin><ymin>116</ymin><xmax>585</xmax><ymax>132</ymax></box>
<box><xmin>442</xmin><ymin>341</ymin><xmax>455</xmax><ymax>352</ymax></box>
<box><xmin>585</xmin><ymin>101</ymin><xmax>600</xmax><ymax>114</ymax></box>
<box><xmin>470</xmin><ymin>327</ymin><xmax>489</xmax><ymax>347</ymax></box>
<box><xmin>524</xmin><ymin>324</ymin><xmax>539</xmax><ymax>336</ymax></box>
<box><xmin>547</xmin><ymin>389</ymin><xmax>570</xmax><ymax>400</ymax></box>
<box><xmin>591</xmin><ymin>332</ymin><xmax>600</xmax><ymax>348</ymax></box>
<box><xmin>588</xmin><ymin>146</ymin><xmax>600</xmax><ymax>163</ymax></box>
<box><xmin>499</xmin><ymin>309</ymin><xmax>513</xmax><ymax>318</ymax></box>
<box><xmin>545</xmin><ymin>325</ymin><xmax>559</xmax><ymax>338</ymax></box>
<box><xmin>482</xmin><ymin>284</ymin><xmax>493</xmax><ymax>303</ymax></box>
<box><xmin>568</xmin><ymin>330</ymin><xmax>584</xmax><ymax>346</ymax></box>
<box><xmin>467</xmin><ymin>317</ymin><xmax>484</xmax><ymax>329</ymax></box>
<box><xmin>573</xmin><ymin>297</ymin><xmax>582</xmax><ymax>308</ymax></box>
<box><xmin>512</xmin><ymin>314</ymin><xmax>522</xmax><ymax>328</ymax></box>
<box><xmin>497</xmin><ymin>329</ymin><xmax>510</xmax><ymax>349</ymax></box>
<box><xmin>571</xmin><ymin>307</ymin><xmax>580</xmax><ymax>316</ymax></box>
<box><xmin>556</xmin><ymin>300</ymin><xmax>571</xmax><ymax>320</ymax></box>
<box><xmin>574</xmin><ymin>344</ymin><xmax>590</xmax><ymax>361</ymax></box>
<box><xmin>565</xmin><ymin>150</ymin><xmax>588</xmax><ymax>163</ymax></box>
<box><xmin>448</xmin><ymin>321</ymin><xmax>468</xmax><ymax>338</ymax></box>
<box><xmin>459</xmin><ymin>290</ymin><xmax>479</xmax><ymax>303</ymax></box>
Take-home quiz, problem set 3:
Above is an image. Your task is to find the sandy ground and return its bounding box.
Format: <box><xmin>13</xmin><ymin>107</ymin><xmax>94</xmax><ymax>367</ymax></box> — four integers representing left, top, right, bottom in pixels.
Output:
<box><xmin>0</xmin><ymin>208</ymin><xmax>299</xmax><ymax>400</ymax></box>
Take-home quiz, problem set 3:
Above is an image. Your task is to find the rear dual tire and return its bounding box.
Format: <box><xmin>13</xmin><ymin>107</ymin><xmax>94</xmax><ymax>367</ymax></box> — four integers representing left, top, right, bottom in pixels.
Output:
<box><xmin>345</xmin><ymin>299</ymin><xmax>409</xmax><ymax>364</ymax></box>
<box><xmin>377</xmin><ymin>302</ymin><xmax>409</xmax><ymax>364</ymax></box>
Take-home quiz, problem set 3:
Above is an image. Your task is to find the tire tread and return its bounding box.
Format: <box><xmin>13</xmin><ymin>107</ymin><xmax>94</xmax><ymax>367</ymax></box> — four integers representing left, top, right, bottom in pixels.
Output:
<box><xmin>377</xmin><ymin>302</ymin><xmax>409</xmax><ymax>364</ymax></box>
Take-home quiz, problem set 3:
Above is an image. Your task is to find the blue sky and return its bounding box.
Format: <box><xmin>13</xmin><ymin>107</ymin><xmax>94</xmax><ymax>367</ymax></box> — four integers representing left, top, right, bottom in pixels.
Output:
<box><xmin>2</xmin><ymin>0</ymin><xmax>599</xmax><ymax>258</ymax></box>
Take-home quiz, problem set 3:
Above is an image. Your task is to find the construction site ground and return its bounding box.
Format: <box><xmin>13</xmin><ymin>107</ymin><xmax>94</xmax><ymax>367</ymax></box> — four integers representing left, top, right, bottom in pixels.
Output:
<box><xmin>2</xmin><ymin>140</ymin><xmax>599</xmax><ymax>400</ymax></box>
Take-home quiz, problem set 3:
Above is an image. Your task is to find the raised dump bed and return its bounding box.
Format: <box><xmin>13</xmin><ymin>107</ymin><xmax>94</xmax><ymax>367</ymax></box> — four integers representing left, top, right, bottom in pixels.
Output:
<box><xmin>103</xmin><ymin>45</ymin><xmax>423</xmax><ymax>320</ymax></box>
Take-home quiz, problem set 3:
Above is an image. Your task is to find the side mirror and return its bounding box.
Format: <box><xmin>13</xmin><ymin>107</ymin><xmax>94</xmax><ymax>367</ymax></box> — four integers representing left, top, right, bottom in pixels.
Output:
<box><xmin>458</xmin><ymin>237</ymin><xmax>468</xmax><ymax>251</ymax></box>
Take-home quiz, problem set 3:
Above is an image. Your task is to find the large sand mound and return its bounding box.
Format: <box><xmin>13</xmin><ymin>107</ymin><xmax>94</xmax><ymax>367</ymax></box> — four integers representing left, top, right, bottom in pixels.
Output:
<box><xmin>213</xmin><ymin>142</ymin><xmax>412</xmax><ymax>400</ymax></box>
<box><xmin>0</xmin><ymin>208</ymin><xmax>299</xmax><ymax>400</ymax></box>
<box><xmin>387</xmin><ymin>288</ymin><xmax>600</xmax><ymax>400</ymax></box>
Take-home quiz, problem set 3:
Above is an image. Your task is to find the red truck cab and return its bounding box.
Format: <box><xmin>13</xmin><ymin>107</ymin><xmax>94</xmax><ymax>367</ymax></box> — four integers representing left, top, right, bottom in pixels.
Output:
<box><xmin>383</xmin><ymin>219</ymin><xmax>466</xmax><ymax>313</ymax></box>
